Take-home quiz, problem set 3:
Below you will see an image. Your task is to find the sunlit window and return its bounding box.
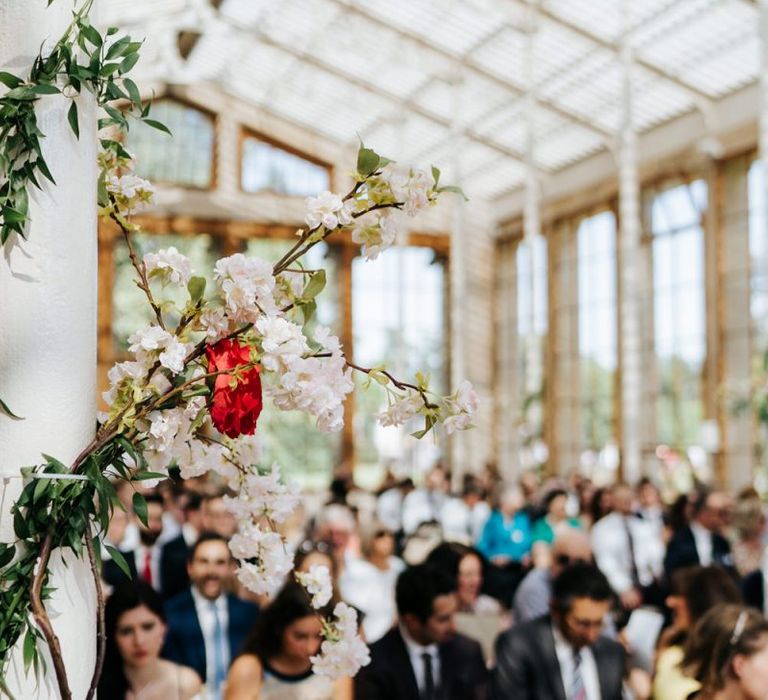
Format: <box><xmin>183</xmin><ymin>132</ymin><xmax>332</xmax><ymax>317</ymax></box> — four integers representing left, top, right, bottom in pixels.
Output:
<box><xmin>577</xmin><ymin>211</ymin><xmax>617</xmax><ymax>451</ymax></box>
<box><xmin>242</xmin><ymin>137</ymin><xmax>330</xmax><ymax>197</ymax></box>
<box><xmin>128</xmin><ymin>100</ymin><xmax>214</xmax><ymax>188</ymax></box>
<box><xmin>352</xmin><ymin>248</ymin><xmax>445</xmax><ymax>477</ymax></box>
<box><xmin>749</xmin><ymin>160</ymin><xmax>768</xmax><ymax>356</ymax></box>
<box><xmin>650</xmin><ymin>180</ymin><xmax>708</xmax><ymax>449</ymax></box>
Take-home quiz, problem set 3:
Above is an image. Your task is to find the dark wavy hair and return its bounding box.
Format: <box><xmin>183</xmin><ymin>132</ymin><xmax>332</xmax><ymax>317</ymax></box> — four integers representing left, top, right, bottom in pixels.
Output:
<box><xmin>425</xmin><ymin>542</ymin><xmax>488</xmax><ymax>585</ymax></box>
<box><xmin>240</xmin><ymin>580</ymin><xmax>326</xmax><ymax>663</ymax></box>
<box><xmin>98</xmin><ymin>580</ymin><xmax>166</xmax><ymax>699</ymax></box>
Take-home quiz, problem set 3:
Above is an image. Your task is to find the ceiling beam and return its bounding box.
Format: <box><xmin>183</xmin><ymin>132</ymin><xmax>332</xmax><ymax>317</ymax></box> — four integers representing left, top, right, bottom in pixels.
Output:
<box><xmin>209</xmin><ymin>13</ymin><xmax>532</xmax><ymax>165</ymax></box>
<box><xmin>520</xmin><ymin>0</ymin><xmax>715</xmax><ymax>103</ymax></box>
<box><xmin>324</xmin><ymin>0</ymin><xmax>612</xmax><ymax>139</ymax></box>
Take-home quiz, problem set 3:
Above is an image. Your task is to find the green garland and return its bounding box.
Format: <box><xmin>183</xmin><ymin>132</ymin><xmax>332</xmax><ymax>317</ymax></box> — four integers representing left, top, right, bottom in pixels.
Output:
<box><xmin>0</xmin><ymin>0</ymin><xmax>167</xmax><ymax>246</ymax></box>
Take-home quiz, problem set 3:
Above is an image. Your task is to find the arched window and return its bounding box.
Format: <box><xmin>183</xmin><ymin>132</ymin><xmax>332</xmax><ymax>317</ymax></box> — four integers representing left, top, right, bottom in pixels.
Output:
<box><xmin>241</xmin><ymin>136</ymin><xmax>330</xmax><ymax>197</ymax></box>
<box><xmin>127</xmin><ymin>100</ymin><xmax>215</xmax><ymax>188</ymax></box>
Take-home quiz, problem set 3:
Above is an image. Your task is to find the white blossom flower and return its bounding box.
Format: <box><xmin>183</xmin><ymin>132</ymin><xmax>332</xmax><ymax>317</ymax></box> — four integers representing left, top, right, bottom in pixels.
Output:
<box><xmin>442</xmin><ymin>380</ymin><xmax>478</xmax><ymax>434</ymax></box>
<box><xmin>305</xmin><ymin>191</ymin><xmax>354</xmax><ymax>230</ymax></box>
<box><xmin>295</xmin><ymin>564</ymin><xmax>333</xmax><ymax>609</ymax></box>
<box><xmin>378</xmin><ymin>391</ymin><xmax>422</xmax><ymax>428</ymax></box>
<box><xmin>232</xmin><ymin>527</ymin><xmax>294</xmax><ymax>596</ymax></box>
<box><xmin>158</xmin><ymin>336</ymin><xmax>191</xmax><ymax>374</ymax></box>
<box><xmin>199</xmin><ymin>307</ymin><xmax>230</xmax><ymax>342</ymax></box>
<box><xmin>105</xmin><ymin>173</ymin><xmax>155</xmax><ymax>214</ymax></box>
<box><xmin>389</xmin><ymin>168</ymin><xmax>434</xmax><ymax>217</ymax></box>
<box><xmin>223</xmin><ymin>463</ymin><xmax>300</xmax><ymax>524</ymax></box>
<box><xmin>255</xmin><ymin>316</ymin><xmax>310</xmax><ymax>373</ymax></box>
<box><xmin>310</xmin><ymin>603</ymin><xmax>370</xmax><ymax>678</ymax></box>
<box><xmin>214</xmin><ymin>253</ymin><xmax>277</xmax><ymax>323</ymax></box>
<box><xmin>350</xmin><ymin>212</ymin><xmax>398</xmax><ymax>261</ymax></box>
<box><xmin>144</xmin><ymin>247</ymin><xmax>192</xmax><ymax>286</ymax></box>
<box><xmin>128</xmin><ymin>325</ymin><xmax>173</xmax><ymax>354</ymax></box>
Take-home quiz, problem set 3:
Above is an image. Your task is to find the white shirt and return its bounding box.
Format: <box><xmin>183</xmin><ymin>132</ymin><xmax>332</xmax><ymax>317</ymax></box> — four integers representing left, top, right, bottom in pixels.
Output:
<box><xmin>552</xmin><ymin>625</ymin><xmax>601</xmax><ymax>700</ymax></box>
<box><xmin>402</xmin><ymin>489</ymin><xmax>446</xmax><ymax>535</ymax></box>
<box><xmin>400</xmin><ymin>624</ymin><xmax>441</xmax><ymax>693</ymax></box>
<box><xmin>340</xmin><ymin>556</ymin><xmax>405</xmax><ymax>642</ymax></box>
<box><xmin>377</xmin><ymin>488</ymin><xmax>404</xmax><ymax>532</ymax></box>
<box><xmin>591</xmin><ymin>512</ymin><xmax>663</xmax><ymax>594</ymax></box>
<box><xmin>690</xmin><ymin>521</ymin><xmax>713</xmax><ymax>566</ymax></box>
<box><xmin>440</xmin><ymin>498</ymin><xmax>491</xmax><ymax>544</ymax></box>
<box><xmin>191</xmin><ymin>587</ymin><xmax>230</xmax><ymax>693</ymax></box>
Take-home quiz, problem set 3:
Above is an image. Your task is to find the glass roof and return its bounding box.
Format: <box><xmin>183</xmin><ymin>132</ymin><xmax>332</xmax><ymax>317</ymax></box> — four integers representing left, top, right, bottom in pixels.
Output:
<box><xmin>103</xmin><ymin>0</ymin><xmax>760</xmax><ymax>201</ymax></box>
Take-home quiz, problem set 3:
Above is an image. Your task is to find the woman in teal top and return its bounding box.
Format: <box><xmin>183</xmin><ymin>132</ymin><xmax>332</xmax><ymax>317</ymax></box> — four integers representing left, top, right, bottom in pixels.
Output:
<box><xmin>531</xmin><ymin>489</ymin><xmax>582</xmax><ymax>566</ymax></box>
<box><xmin>476</xmin><ymin>486</ymin><xmax>532</xmax><ymax>564</ymax></box>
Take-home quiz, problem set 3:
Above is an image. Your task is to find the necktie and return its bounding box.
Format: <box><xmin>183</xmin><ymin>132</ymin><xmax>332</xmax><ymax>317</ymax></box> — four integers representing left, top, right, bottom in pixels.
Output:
<box><xmin>421</xmin><ymin>651</ymin><xmax>435</xmax><ymax>700</ymax></box>
<box><xmin>623</xmin><ymin>516</ymin><xmax>641</xmax><ymax>588</ymax></box>
<box><xmin>141</xmin><ymin>550</ymin><xmax>153</xmax><ymax>587</ymax></box>
<box><xmin>210</xmin><ymin>601</ymin><xmax>227</xmax><ymax>698</ymax></box>
<box><xmin>571</xmin><ymin>649</ymin><xmax>586</xmax><ymax>700</ymax></box>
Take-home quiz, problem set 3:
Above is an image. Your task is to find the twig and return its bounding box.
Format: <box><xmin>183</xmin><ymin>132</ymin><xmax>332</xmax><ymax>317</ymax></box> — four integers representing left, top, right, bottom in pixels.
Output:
<box><xmin>345</xmin><ymin>360</ymin><xmax>438</xmax><ymax>409</ymax></box>
<box><xmin>29</xmin><ymin>533</ymin><xmax>71</xmax><ymax>700</ymax></box>
<box><xmin>84</xmin><ymin>528</ymin><xmax>105</xmax><ymax>700</ymax></box>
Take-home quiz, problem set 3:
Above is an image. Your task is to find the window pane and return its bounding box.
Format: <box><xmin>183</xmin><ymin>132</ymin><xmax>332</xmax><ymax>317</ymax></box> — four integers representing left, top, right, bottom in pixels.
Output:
<box><xmin>128</xmin><ymin>101</ymin><xmax>214</xmax><ymax>188</ymax></box>
<box><xmin>242</xmin><ymin>138</ymin><xmax>330</xmax><ymax>197</ymax></box>
<box><xmin>651</xmin><ymin>181</ymin><xmax>707</xmax><ymax>450</ymax></box>
<box><xmin>352</xmin><ymin>247</ymin><xmax>445</xmax><ymax>475</ymax></box>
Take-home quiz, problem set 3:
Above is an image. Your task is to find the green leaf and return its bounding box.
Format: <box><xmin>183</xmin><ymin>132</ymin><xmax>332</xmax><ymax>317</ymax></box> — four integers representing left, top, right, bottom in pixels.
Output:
<box><xmin>142</xmin><ymin>118</ymin><xmax>171</xmax><ymax>136</ymax></box>
<box><xmin>0</xmin><ymin>543</ymin><xmax>14</xmax><ymax>568</ymax></box>
<box><xmin>105</xmin><ymin>36</ymin><xmax>131</xmax><ymax>60</ymax></box>
<box><xmin>132</xmin><ymin>491</ymin><xmax>148</xmax><ymax>528</ymax></box>
<box><xmin>32</xmin><ymin>478</ymin><xmax>49</xmax><ymax>505</ymax></box>
<box><xmin>67</xmin><ymin>101</ymin><xmax>79</xmax><ymax>139</ymax></box>
<box><xmin>431</xmin><ymin>165</ymin><xmax>441</xmax><ymax>187</ymax></box>
<box><xmin>302</xmin><ymin>270</ymin><xmax>326</xmax><ymax>301</ymax></box>
<box><xmin>301</xmin><ymin>299</ymin><xmax>317</xmax><ymax>325</ymax></box>
<box><xmin>79</xmin><ymin>23</ymin><xmax>103</xmax><ymax>48</ymax></box>
<box><xmin>357</xmin><ymin>146</ymin><xmax>380</xmax><ymax>178</ymax></box>
<box><xmin>0</xmin><ymin>72</ymin><xmax>22</xmax><ymax>88</ymax></box>
<box><xmin>438</xmin><ymin>185</ymin><xmax>468</xmax><ymax>201</ymax></box>
<box><xmin>105</xmin><ymin>545</ymin><xmax>132</xmax><ymax>579</ymax></box>
<box><xmin>22</xmin><ymin>627</ymin><xmax>35</xmax><ymax>672</ymax></box>
<box><xmin>187</xmin><ymin>276</ymin><xmax>206</xmax><ymax>303</ymax></box>
<box><xmin>120</xmin><ymin>53</ymin><xmax>140</xmax><ymax>74</ymax></box>
<box><xmin>123</xmin><ymin>77</ymin><xmax>141</xmax><ymax>106</ymax></box>
<box><xmin>2</xmin><ymin>207</ymin><xmax>27</xmax><ymax>224</ymax></box>
<box><xmin>29</xmin><ymin>84</ymin><xmax>60</xmax><ymax>95</ymax></box>
<box><xmin>133</xmin><ymin>471</ymin><xmax>169</xmax><ymax>482</ymax></box>
<box><xmin>0</xmin><ymin>396</ymin><xmax>24</xmax><ymax>420</ymax></box>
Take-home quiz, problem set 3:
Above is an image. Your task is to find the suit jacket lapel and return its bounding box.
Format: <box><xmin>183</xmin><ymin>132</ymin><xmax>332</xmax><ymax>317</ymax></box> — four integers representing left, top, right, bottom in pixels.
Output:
<box><xmin>593</xmin><ymin>641</ymin><xmax>616</xmax><ymax>699</ymax></box>
<box><xmin>392</xmin><ymin>630</ymin><xmax>421</xmax><ymax>700</ymax></box>
<box><xmin>537</xmin><ymin>618</ymin><xmax>567</xmax><ymax>700</ymax></box>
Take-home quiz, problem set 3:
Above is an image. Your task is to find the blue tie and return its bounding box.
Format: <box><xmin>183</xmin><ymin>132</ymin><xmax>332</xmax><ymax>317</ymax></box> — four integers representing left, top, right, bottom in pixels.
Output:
<box><xmin>210</xmin><ymin>601</ymin><xmax>227</xmax><ymax>698</ymax></box>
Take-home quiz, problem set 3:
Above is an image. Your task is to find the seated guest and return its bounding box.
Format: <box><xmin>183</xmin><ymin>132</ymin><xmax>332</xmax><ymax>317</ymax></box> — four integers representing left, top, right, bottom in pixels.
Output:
<box><xmin>339</xmin><ymin>522</ymin><xmax>405</xmax><ymax>642</ymax></box>
<box><xmin>201</xmin><ymin>493</ymin><xmax>238</xmax><ymax>539</ymax></box>
<box><xmin>163</xmin><ymin>533</ymin><xmax>259</xmax><ymax>700</ymax></box>
<box><xmin>664</xmin><ymin>489</ymin><xmax>734</xmax><ymax>577</ymax></box>
<box><xmin>493</xmin><ymin>563</ymin><xmax>625</xmax><ymax>700</ymax></box>
<box><xmin>402</xmin><ymin>465</ymin><xmax>450</xmax><ymax>536</ymax></box>
<box><xmin>653</xmin><ymin>566</ymin><xmax>742</xmax><ymax>700</ymax></box>
<box><xmin>477</xmin><ymin>485</ymin><xmax>532</xmax><ymax>566</ymax></box>
<box><xmin>355</xmin><ymin>564</ymin><xmax>489</xmax><ymax>700</ymax></box>
<box><xmin>681</xmin><ymin>604</ymin><xmax>768</xmax><ymax>699</ymax></box>
<box><xmin>530</xmin><ymin>488</ymin><xmax>583</xmax><ymax>569</ymax></box>
<box><xmin>592</xmin><ymin>483</ymin><xmax>664</xmax><ymax>612</ymax></box>
<box><xmin>225</xmin><ymin>581</ymin><xmax>352</xmax><ymax>699</ymax></box>
<box><xmin>440</xmin><ymin>475</ymin><xmax>491</xmax><ymax>545</ymax></box>
<box><xmin>513</xmin><ymin>528</ymin><xmax>593</xmax><ymax>624</ymax></box>
<box><xmin>731</xmin><ymin>496</ymin><xmax>766</xmax><ymax>578</ymax></box>
<box><xmin>99</xmin><ymin>580</ymin><xmax>202</xmax><ymax>699</ymax></box>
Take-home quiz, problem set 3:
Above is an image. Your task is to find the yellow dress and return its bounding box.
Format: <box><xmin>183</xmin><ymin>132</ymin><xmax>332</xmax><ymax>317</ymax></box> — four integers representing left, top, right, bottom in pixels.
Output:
<box><xmin>652</xmin><ymin>645</ymin><xmax>701</xmax><ymax>700</ymax></box>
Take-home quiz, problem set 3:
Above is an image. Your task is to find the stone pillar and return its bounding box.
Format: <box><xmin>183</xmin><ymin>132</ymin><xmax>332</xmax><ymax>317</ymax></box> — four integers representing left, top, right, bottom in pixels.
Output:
<box><xmin>0</xmin><ymin>1</ymin><xmax>98</xmax><ymax>696</ymax></box>
<box><xmin>617</xmin><ymin>1</ymin><xmax>643</xmax><ymax>485</ymax></box>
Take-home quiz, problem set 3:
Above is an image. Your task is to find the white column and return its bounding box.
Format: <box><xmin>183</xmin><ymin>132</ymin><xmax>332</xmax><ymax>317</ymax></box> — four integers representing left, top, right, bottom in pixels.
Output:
<box><xmin>618</xmin><ymin>1</ymin><xmax>642</xmax><ymax>485</ymax></box>
<box><xmin>522</xmin><ymin>1</ymin><xmax>544</xmax><ymax>466</ymax></box>
<box><xmin>449</xmin><ymin>67</ymin><xmax>469</xmax><ymax>484</ymax></box>
<box><xmin>761</xmin><ymin>1</ymin><xmax>768</xmax><ymax>241</ymax></box>
<box><xmin>0</xmin><ymin>2</ymin><xmax>98</xmax><ymax>697</ymax></box>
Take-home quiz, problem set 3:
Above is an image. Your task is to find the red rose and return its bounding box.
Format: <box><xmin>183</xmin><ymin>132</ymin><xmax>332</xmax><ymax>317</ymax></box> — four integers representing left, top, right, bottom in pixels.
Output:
<box><xmin>206</xmin><ymin>339</ymin><xmax>263</xmax><ymax>438</ymax></box>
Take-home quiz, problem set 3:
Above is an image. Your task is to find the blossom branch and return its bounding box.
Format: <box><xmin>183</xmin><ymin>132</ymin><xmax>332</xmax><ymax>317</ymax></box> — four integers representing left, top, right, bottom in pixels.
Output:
<box><xmin>345</xmin><ymin>360</ymin><xmax>438</xmax><ymax>409</ymax></box>
<box><xmin>85</xmin><ymin>527</ymin><xmax>105</xmax><ymax>700</ymax></box>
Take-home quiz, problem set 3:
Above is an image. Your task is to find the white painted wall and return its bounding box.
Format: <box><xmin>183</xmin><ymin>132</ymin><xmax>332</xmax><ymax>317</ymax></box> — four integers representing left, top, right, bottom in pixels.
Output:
<box><xmin>0</xmin><ymin>1</ymin><xmax>98</xmax><ymax>696</ymax></box>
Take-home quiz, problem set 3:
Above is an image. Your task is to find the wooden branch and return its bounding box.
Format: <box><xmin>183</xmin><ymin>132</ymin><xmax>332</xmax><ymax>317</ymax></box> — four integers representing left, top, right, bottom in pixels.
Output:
<box><xmin>84</xmin><ymin>528</ymin><xmax>105</xmax><ymax>700</ymax></box>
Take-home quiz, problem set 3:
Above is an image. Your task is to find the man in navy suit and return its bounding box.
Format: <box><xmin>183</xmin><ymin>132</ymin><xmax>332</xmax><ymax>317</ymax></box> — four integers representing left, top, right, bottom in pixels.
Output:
<box><xmin>163</xmin><ymin>532</ymin><xmax>258</xmax><ymax>699</ymax></box>
<box><xmin>664</xmin><ymin>488</ymin><xmax>735</xmax><ymax>577</ymax></box>
<box><xmin>355</xmin><ymin>564</ymin><xmax>489</xmax><ymax>700</ymax></box>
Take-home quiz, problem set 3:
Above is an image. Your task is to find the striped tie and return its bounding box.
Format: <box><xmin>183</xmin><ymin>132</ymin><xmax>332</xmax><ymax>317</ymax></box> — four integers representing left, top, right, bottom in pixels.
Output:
<box><xmin>571</xmin><ymin>649</ymin><xmax>587</xmax><ymax>700</ymax></box>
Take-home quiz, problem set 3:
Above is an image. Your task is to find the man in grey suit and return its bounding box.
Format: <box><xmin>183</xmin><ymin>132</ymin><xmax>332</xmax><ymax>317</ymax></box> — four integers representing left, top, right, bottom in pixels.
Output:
<box><xmin>493</xmin><ymin>563</ymin><xmax>625</xmax><ymax>700</ymax></box>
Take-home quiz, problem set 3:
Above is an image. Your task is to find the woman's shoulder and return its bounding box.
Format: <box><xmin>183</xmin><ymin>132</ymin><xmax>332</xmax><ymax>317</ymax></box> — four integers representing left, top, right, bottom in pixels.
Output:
<box><xmin>157</xmin><ymin>659</ymin><xmax>202</xmax><ymax>700</ymax></box>
<box><xmin>229</xmin><ymin>653</ymin><xmax>264</xmax><ymax>678</ymax></box>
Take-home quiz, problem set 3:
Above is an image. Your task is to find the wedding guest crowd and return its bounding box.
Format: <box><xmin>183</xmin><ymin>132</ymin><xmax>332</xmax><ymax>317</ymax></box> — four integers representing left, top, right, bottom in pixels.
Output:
<box><xmin>97</xmin><ymin>460</ymin><xmax>768</xmax><ymax>699</ymax></box>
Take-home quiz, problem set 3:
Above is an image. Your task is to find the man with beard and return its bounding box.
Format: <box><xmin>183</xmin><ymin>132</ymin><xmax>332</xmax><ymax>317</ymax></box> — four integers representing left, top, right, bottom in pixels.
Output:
<box><xmin>163</xmin><ymin>532</ymin><xmax>259</xmax><ymax>700</ymax></box>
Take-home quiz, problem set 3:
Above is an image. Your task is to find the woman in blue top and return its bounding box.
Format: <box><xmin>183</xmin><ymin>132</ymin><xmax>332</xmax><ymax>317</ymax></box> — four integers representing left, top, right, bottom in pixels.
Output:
<box><xmin>476</xmin><ymin>486</ymin><xmax>532</xmax><ymax>565</ymax></box>
<box><xmin>530</xmin><ymin>488</ymin><xmax>582</xmax><ymax>567</ymax></box>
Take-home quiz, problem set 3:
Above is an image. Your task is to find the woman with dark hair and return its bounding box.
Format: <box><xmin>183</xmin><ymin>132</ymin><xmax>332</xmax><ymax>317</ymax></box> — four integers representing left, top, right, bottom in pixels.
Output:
<box><xmin>99</xmin><ymin>580</ymin><xmax>201</xmax><ymax>699</ymax></box>
<box><xmin>530</xmin><ymin>488</ymin><xmax>582</xmax><ymax>568</ymax></box>
<box><xmin>224</xmin><ymin>581</ymin><xmax>352</xmax><ymax>699</ymax></box>
<box><xmin>425</xmin><ymin>542</ymin><xmax>501</xmax><ymax>615</ymax></box>
<box><xmin>652</xmin><ymin>566</ymin><xmax>742</xmax><ymax>700</ymax></box>
<box><xmin>682</xmin><ymin>604</ymin><xmax>768</xmax><ymax>699</ymax></box>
